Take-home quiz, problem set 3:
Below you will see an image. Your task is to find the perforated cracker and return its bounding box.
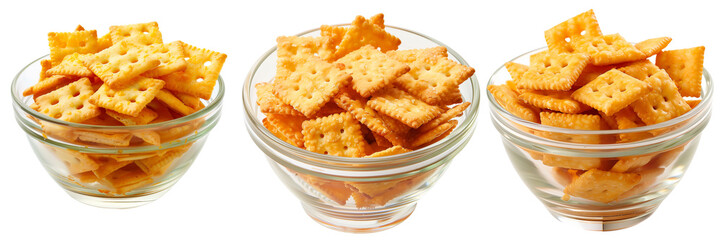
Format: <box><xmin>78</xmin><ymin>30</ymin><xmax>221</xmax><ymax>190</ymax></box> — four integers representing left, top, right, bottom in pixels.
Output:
<box><xmin>570</xmin><ymin>33</ymin><xmax>645</xmax><ymax>66</ymax></box>
<box><xmin>334</xmin><ymin>89</ymin><xmax>402</xmax><ymax>138</ymax></box>
<box><xmin>618</xmin><ymin>59</ymin><xmax>661</xmax><ymax>81</ymax></box>
<box><xmin>563</xmin><ymin>168</ymin><xmax>641</xmax><ymax>203</ymax></box>
<box><xmin>544</xmin><ymin>9</ymin><xmax>603</xmax><ymax>53</ymax></box>
<box><xmin>572</xmin><ymin>69</ymin><xmax>652</xmax><ymax>116</ymax></box>
<box><xmin>519</xmin><ymin>90</ymin><xmax>590</xmax><ymax>114</ymax></box>
<box><xmin>395</xmin><ymin>53</ymin><xmax>474</xmax><ymax>104</ymax></box>
<box><xmin>367</xmin><ymin>87</ymin><xmax>442</xmax><ymax>128</ymax></box>
<box><xmin>46</xmin><ymin>53</ymin><xmax>94</xmax><ymax>77</ymax></box>
<box><xmin>141</xmin><ymin>41</ymin><xmax>188</xmax><ymax>77</ymax></box>
<box><xmin>635</xmin><ymin>37</ymin><xmax>672</xmax><ymax>58</ymax></box>
<box><xmin>410</xmin><ymin>120</ymin><xmax>457</xmax><ymax>148</ymax></box>
<box><xmin>52</xmin><ymin>148</ymin><xmax>99</xmax><ymax>174</ymax></box>
<box><xmin>89</xmin><ymin>77</ymin><xmax>165</xmax><ymax>117</ymax></box>
<box><xmin>337</xmin><ymin>45</ymin><xmax>410</xmax><ymax>97</ymax></box>
<box><xmin>276</xmin><ymin>36</ymin><xmax>333</xmax><ymax>60</ymax></box>
<box><xmin>301</xmin><ymin>112</ymin><xmax>368</xmax><ymax>157</ymax></box>
<box><xmin>48</xmin><ymin>30</ymin><xmax>100</xmax><ymax>65</ymax></box>
<box><xmin>109</xmin><ymin>21</ymin><xmax>163</xmax><ymax>45</ymax></box>
<box><xmin>418</xmin><ymin>102</ymin><xmax>469</xmax><ymax>133</ymax></box>
<box><xmin>574</xmin><ymin>64</ymin><xmax>614</xmax><ymax>88</ymax></box>
<box><xmin>324</xmin><ymin>14</ymin><xmax>401</xmax><ymax>60</ymax></box>
<box><xmin>386</xmin><ymin>46</ymin><xmax>448</xmax><ymax>64</ymax></box>
<box><xmin>505</xmin><ymin>62</ymin><xmax>529</xmax><ymax>83</ymax></box>
<box><xmin>265</xmin><ymin>114</ymin><xmax>306</xmax><ymax>148</ymax></box>
<box><xmin>154</xmin><ymin>89</ymin><xmax>197</xmax><ymax>116</ymax></box>
<box><xmin>540</xmin><ymin>112</ymin><xmax>602</xmax><ymax>144</ymax></box>
<box><xmin>655</xmin><ymin>46</ymin><xmax>705</xmax><ymax>97</ymax></box>
<box><xmin>517</xmin><ymin>52</ymin><xmax>589</xmax><ymax>91</ymax></box>
<box><xmin>30</xmin><ymin>78</ymin><xmax>101</xmax><ymax>123</ymax></box>
<box><xmin>630</xmin><ymin>70</ymin><xmax>691</xmax><ymax>125</ymax></box>
<box><xmin>273</xmin><ymin>56</ymin><xmax>351</xmax><ymax>117</ymax></box>
<box><xmin>487</xmin><ymin>84</ymin><xmax>540</xmax><ymax>123</ymax></box>
<box><xmin>82</xmin><ymin>40</ymin><xmax>161</xmax><ymax>88</ymax></box>
<box><xmin>160</xmin><ymin>42</ymin><xmax>227</xmax><ymax>100</ymax></box>
<box><xmin>26</xmin><ymin>75</ymin><xmax>77</xmax><ymax>100</ymax></box>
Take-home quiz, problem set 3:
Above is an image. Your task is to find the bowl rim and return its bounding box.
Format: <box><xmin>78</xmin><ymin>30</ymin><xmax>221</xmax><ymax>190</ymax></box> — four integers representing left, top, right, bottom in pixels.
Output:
<box><xmin>243</xmin><ymin>24</ymin><xmax>480</xmax><ymax>166</ymax></box>
<box><xmin>486</xmin><ymin>47</ymin><xmax>714</xmax><ymax>136</ymax></box>
<box><xmin>11</xmin><ymin>54</ymin><xmax>226</xmax><ymax>131</ymax></box>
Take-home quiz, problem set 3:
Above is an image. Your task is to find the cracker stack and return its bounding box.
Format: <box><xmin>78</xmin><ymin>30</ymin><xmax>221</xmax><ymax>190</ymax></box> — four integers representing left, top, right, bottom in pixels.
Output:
<box><xmin>25</xmin><ymin>22</ymin><xmax>226</xmax><ymax>195</ymax></box>
<box><xmin>257</xmin><ymin>14</ymin><xmax>475</xmax><ymax>208</ymax></box>
<box><xmin>488</xmin><ymin>9</ymin><xmax>705</xmax><ymax>203</ymax></box>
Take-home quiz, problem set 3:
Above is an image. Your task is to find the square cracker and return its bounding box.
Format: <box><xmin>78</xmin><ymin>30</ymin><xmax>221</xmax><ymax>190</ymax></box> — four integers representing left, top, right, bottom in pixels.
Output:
<box><xmin>574</xmin><ymin>64</ymin><xmax>614</xmax><ymax>88</ymax></box>
<box><xmin>337</xmin><ymin>45</ymin><xmax>410</xmax><ymax>97</ymax></box>
<box><xmin>563</xmin><ymin>169</ymin><xmax>641</xmax><ymax>203</ymax></box>
<box><xmin>540</xmin><ymin>112</ymin><xmax>602</xmax><ymax>144</ymax></box>
<box><xmin>109</xmin><ymin>21</ymin><xmax>163</xmax><ymax>45</ymax></box>
<box><xmin>614</xmin><ymin>107</ymin><xmax>653</xmax><ymax>143</ymax></box>
<box><xmin>570</xmin><ymin>33</ymin><xmax>645</xmax><ymax>66</ymax></box>
<box><xmin>301</xmin><ymin>112</ymin><xmax>368</xmax><ymax>157</ymax></box>
<box><xmin>26</xmin><ymin>75</ymin><xmax>77</xmax><ymax>100</ymax></box>
<box><xmin>393</xmin><ymin>52</ymin><xmax>474</xmax><ymax>105</ymax></box>
<box><xmin>517</xmin><ymin>51</ymin><xmax>589</xmax><ymax>91</ymax></box>
<box><xmin>51</xmin><ymin>148</ymin><xmax>99</xmax><ymax>174</ymax></box>
<box><xmin>418</xmin><ymin>102</ymin><xmax>470</xmax><ymax>133</ymax></box>
<box><xmin>487</xmin><ymin>84</ymin><xmax>540</xmax><ymax>123</ymax></box>
<box><xmin>48</xmin><ymin>30</ymin><xmax>100</xmax><ymax>65</ymax></box>
<box><xmin>572</xmin><ymin>69</ymin><xmax>652</xmax><ymax>116</ymax></box>
<box><xmin>154</xmin><ymin>89</ymin><xmax>197</xmax><ymax>116</ymax></box>
<box><xmin>255</xmin><ymin>82</ymin><xmax>302</xmax><ymax>116</ymax></box>
<box><xmin>617</xmin><ymin>59</ymin><xmax>661</xmax><ymax>81</ymax></box>
<box><xmin>46</xmin><ymin>53</ymin><xmax>94</xmax><ymax>77</ymax></box>
<box><xmin>333</xmin><ymin>89</ymin><xmax>408</xmax><ymax>145</ymax></box>
<box><xmin>265</xmin><ymin>114</ymin><xmax>306</xmax><ymax>148</ymax></box>
<box><xmin>655</xmin><ymin>46</ymin><xmax>705</xmax><ymax>97</ymax></box>
<box><xmin>30</xmin><ymin>78</ymin><xmax>101</xmax><ymax>123</ymax></box>
<box><xmin>141</xmin><ymin>41</ymin><xmax>188</xmax><ymax>77</ymax></box>
<box><xmin>161</xmin><ymin>42</ymin><xmax>227</xmax><ymax>100</ymax></box>
<box><xmin>630</xmin><ymin>70</ymin><xmax>691</xmax><ymax>125</ymax></box>
<box><xmin>635</xmin><ymin>37</ymin><xmax>672</xmax><ymax>58</ymax></box>
<box><xmin>106</xmin><ymin>108</ymin><xmax>157</xmax><ymax>126</ymax></box>
<box><xmin>410</xmin><ymin>120</ymin><xmax>457</xmax><ymax>148</ymax></box>
<box><xmin>276</xmin><ymin>36</ymin><xmax>333</xmax><ymax>60</ymax></box>
<box><xmin>367</xmin><ymin>87</ymin><xmax>443</xmax><ymax>128</ymax></box>
<box><xmin>504</xmin><ymin>62</ymin><xmax>529</xmax><ymax>83</ymax></box>
<box><xmin>82</xmin><ymin>40</ymin><xmax>161</xmax><ymax>89</ymax></box>
<box><xmin>544</xmin><ymin>9</ymin><xmax>603</xmax><ymax>53</ymax></box>
<box><xmin>75</xmin><ymin>131</ymin><xmax>133</xmax><ymax>147</ymax></box>
<box><xmin>89</xmin><ymin>77</ymin><xmax>165</xmax><ymax>117</ymax></box>
<box><xmin>519</xmin><ymin>90</ymin><xmax>589</xmax><ymax>114</ymax></box>
<box><xmin>323</xmin><ymin>14</ymin><xmax>401</xmax><ymax>60</ymax></box>
<box><xmin>273</xmin><ymin>56</ymin><xmax>351</xmax><ymax>117</ymax></box>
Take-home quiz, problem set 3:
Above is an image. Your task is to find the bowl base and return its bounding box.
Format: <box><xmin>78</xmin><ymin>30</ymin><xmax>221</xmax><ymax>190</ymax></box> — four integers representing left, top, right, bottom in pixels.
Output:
<box><xmin>546</xmin><ymin>204</ymin><xmax>659</xmax><ymax>231</ymax></box>
<box><xmin>302</xmin><ymin>202</ymin><xmax>416</xmax><ymax>233</ymax></box>
<box><xmin>65</xmin><ymin>188</ymin><xmax>171</xmax><ymax>209</ymax></box>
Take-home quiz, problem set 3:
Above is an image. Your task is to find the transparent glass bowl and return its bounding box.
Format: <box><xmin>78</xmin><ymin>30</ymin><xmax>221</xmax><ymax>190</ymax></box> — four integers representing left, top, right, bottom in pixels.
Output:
<box><xmin>12</xmin><ymin>55</ymin><xmax>224</xmax><ymax>208</ymax></box>
<box><xmin>243</xmin><ymin>25</ymin><xmax>480</xmax><ymax>233</ymax></box>
<box><xmin>488</xmin><ymin>48</ymin><xmax>713</xmax><ymax>231</ymax></box>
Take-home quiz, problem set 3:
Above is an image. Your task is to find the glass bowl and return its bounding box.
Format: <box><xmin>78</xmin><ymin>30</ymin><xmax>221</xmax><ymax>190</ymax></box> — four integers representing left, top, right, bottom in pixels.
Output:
<box><xmin>243</xmin><ymin>25</ymin><xmax>480</xmax><ymax>233</ymax></box>
<box><xmin>487</xmin><ymin>48</ymin><xmax>713</xmax><ymax>231</ymax></box>
<box><xmin>12</xmin><ymin>55</ymin><xmax>224</xmax><ymax>208</ymax></box>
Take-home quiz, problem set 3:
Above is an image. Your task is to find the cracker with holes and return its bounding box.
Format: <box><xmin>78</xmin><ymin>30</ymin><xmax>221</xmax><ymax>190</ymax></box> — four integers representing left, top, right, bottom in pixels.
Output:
<box><xmin>255</xmin><ymin>82</ymin><xmax>303</xmax><ymax>116</ymax></box>
<box><xmin>574</xmin><ymin>64</ymin><xmax>614</xmax><ymax>87</ymax></box>
<box><xmin>570</xmin><ymin>33</ymin><xmax>645</xmax><ymax>66</ymax></box>
<box><xmin>387</xmin><ymin>46</ymin><xmax>448</xmax><ymax>64</ymax></box>
<box><xmin>613</xmin><ymin>107</ymin><xmax>653</xmax><ymax>143</ymax></box>
<box><xmin>89</xmin><ymin>77</ymin><xmax>165</xmax><ymax>117</ymax></box>
<box><xmin>487</xmin><ymin>84</ymin><xmax>540</xmax><ymax>123</ymax></box>
<box><xmin>544</xmin><ymin>9</ymin><xmax>603</xmax><ymax>53</ymax></box>
<box><xmin>337</xmin><ymin>45</ymin><xmax>410</xmax><ymax>97</ymax></box>
<box><xmin>26</xmin><ymin>75</ymin><xmax>78</xmax><ymax>100</ymax></box>
<box><xmin>265</xmin><ymin>114</ymin><xmax>306</xmax><ymax>148</ymax></box>
<box><xmin>277</xmin><ymin>36</ymin><xmax>333</xmax><ymax>60</ymax></box>
<box><xmin>161</xmin><ymin>42</ymin><xmax>227</xmax><ymax>100</ymax></box>
<box><xmin>322</xmin><ymin>14</ymin><xmax>401</xmax><ymax>60</ymax></box>
<box><xmin>273</xmin><ymin>55</ymin><xmax>352</xmax><ymax>117</ymax></box>
<box><xmin>635</xmin><ymin>37</ymin><xmax>671</xmax><ymax>58</ymax></box>
<box><xmin>141</xmin><ymin>41</ymin><xmax>187</xmax><ymax>77</ymax></box>
<box><xmin>617</xmin><ymin>59</ymin><xmax>661</xmax><ymax>81</ymax></box>
<box><xmin>563</xmin><ymin>169</ymin><xmax>641</xmax><ymax>203</ymax></box>
<box><xmin>82</xmin><ymin>40</ymin><xmax>161</xmax><ymax>88</ymax></box>
<box><xmin>572</xmin><ymin>69</ymin><xmax>652</xmax><ymax>116</ymax></box>
<box><xmin>48</xmin><ymin>30</ymin><xmax>100</xmax><ymax>65</ymax></box>
<box><xmin>52</xmin><ymin>148</ymin><xmax>100</xmax><ymax>174</ymax></box>
<box><xmin>333</xmin><ymin>89</ymin><xmax>407</xmax><ymax>146</ymax></box>
<box><xmin>630</xmin><ymin>70</ymin><xmax>691</xmax><ymax>125</ymax></box>
<box><xmin>47</xmin><ymin>53</ymin><xmax>94</xmax><ymax>77</ymax></box>
<box><xmin>109</xmin><ymin>21</ymin><xmax>163</xmax><ymax>45</ymax></box>
<box><xmin>540</xmin><ymin>112</ymin><xmax>602</xmax><ymax>144</ymax></box>
<box><xmin>655</xmin><ymin>46</ymin><xmax>705</xmax><ymax>97</ymax></box>
<box><xmin>302</xmin><ymin>112</ymin><xmax>368</xmax><ymax>157</ymax></box>
<box><xmin>367</xmin><ymin>87</ymin><xmax>443</xmax><ymax>128</ymax></box>
<box><xmin>394</xmin><ymin>52</ymin><xmax>475</xmax><ymax>105</ymax></box>
<box><xmin>30</xmin><ymin>78</ymin><xmax>101</xmax><ymax>122</ymax></box>
<box><xmin>517</xmin><ymin>52</ymin><xmax>589</xmax><ymax>91</ymax></box>
<box><xmin>505</xmin><ymin>62</ymin><xmax>529</xmax><ymax>83</ymax></box>
<box><xmin>519</xmin><ymin>90</ymin><xmax>589</xmax><ymax>114</ymax></box>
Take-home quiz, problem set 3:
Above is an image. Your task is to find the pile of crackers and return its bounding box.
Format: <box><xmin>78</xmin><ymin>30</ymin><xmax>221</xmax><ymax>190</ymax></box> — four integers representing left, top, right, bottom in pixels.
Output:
<box><xmin>23</xmin><ymin>22</ymin><xmax>226</xmax><ymax>195</ymax></box>
<box><xmin>256</xmin><ymin>14</ymin><xmax>474</xmax><ymax>207</ymax></box>
<box><xmin>489</xmin><ymin>10</ymin><xmax>705</xmax><ymax>203</ymax></box>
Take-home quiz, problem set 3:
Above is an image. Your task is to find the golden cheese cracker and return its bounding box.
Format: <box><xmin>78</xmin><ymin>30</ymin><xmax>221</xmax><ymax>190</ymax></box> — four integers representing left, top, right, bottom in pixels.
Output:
<box><xmin>337</xmin><ymin>45</ymin><xmax>410</xmax><ymax>97</ymax></box>
<box><xmin>519</xmin><ymin>90</ymin><xmax>589</xmax><ymax>114</ymax></box>
<box><xmin>30</xmin><ymin>78</ymin><xmax>101</xmax><ymax>123</ymax></box>
<box><xmin>89</xmin><ymin>77</ymin><xmax>165</xmax><ymax>117</ymax></box>
<box><xmin>572</xmin><ymin>69</ymin><xmax>652</xmax><ymax>116</ymax></box>
<box><xmin>301</xmin><ymin>112</ymin><xmax>368</xmax><ymax>157</ymax></box>
<box><xmin>46</xmin><ymin>53</ymin><xmax>94</xmax><ymax>77</ymax></box>
<box><xmin>393</xmin><ymin>53</ymin><xmax>475</xmax><ymax>105</ymax></box>
<box><xmin>517</xmin><ymin>51</ymin><xmax>589</xmax><ymax>91</ymax></box>
<box><xmin>160</xmin><ymin>42</ymin><xmax>227</xmax><ymax>100</ymax></box>
<box><xmin>487</xmin><ymin>84</ymin><xmax>540</xmax><ymax>123</ymax></box>
<box><xmin>544</xmin><ymin>9</ymin><xmax>603</xmax><ymax>53</ymax></box>
<box><xmin>48</xmin><ymin>30</ymin><xmax>100</xmax><ymax>65</ymax></box>
<box><xmin>323</xmin><ymin>14</ymin><xmax>401</xmax><ymax>60</ymax></box>
<box><xmin>82</xmin><ymin>40</ymin><xmax>161</xmax><ymax>88</ymax></box>
<box><xmin>265</xmin><ymin>114</ymin><xmax>306</xmax><ymax>148</ymax></box>
<box><xmin>655</xmin><ymin>46</ymin><xmax>705</xmax><ymax>97</ymax></box>
<box><xmin>367</xmin><ymin>87</ymin><xmax>443</xmax><ymax>128</ymax></box>
<box><xmin>635</xmin><ymin>37</ymin><xmax>672</xmax><ymax>58</ymax></box>
<box><xmin>109</xmin><ymin>21</ymin><xmax>163</xmax><ymax>45</ymax></box>
<box><xmin>276</xmin><ymin>36</ymin><xmax>333</xmax><ymax>60</ymax></box>
<box><xmin>630</xmin><ymin>70</ymin><xmax>691</xmax><ymax>125</ymax></box>
<box><xmin>563</xmin><ymin>169</ymin><xmax>641</xmax><ymax>203</ymax></box>
<box><xmin>570</xmin><ymin>33</ymin><xmax>645</xmax><ymax>66</ymax></box>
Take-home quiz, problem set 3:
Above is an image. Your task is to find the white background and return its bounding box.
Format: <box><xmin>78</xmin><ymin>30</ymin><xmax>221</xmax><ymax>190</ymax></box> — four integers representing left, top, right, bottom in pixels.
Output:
<box><xmin>1</xmin><ymin>0</ymin><xmax>718</xmax><ymax>239</ymax></box>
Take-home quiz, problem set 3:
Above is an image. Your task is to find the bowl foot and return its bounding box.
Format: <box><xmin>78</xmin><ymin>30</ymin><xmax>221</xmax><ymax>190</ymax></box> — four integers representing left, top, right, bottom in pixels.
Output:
<box><xmin>64</xmin><ymin>188</ymin><xmax>171</xmax><ymax>209</ymax></box>
<box><xmin>546</xmin><ymin>204</ymin><xmax>658</xmax><ymax>231</ymax></box>
<box><xmin>302</xmin><ymin>202</ymin><xmax>416</xmax><ymax>233</ymax></box>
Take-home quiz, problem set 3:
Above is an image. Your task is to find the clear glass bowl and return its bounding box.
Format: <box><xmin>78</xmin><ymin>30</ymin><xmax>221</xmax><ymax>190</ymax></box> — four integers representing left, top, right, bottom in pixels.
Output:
<box><xmin>487</xmin><ymin>48</ymin><xmax>713</xmax><ymax>231</ymax></box>
<box><xmin>243</xmin><ymin>25</ymin><xmax>480</xmax><ymax>233</ymax></box>
<box><xmin>11</xmin><ymin>55</ymin><xmax>224</xmax><ymax>208</ymax></box>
